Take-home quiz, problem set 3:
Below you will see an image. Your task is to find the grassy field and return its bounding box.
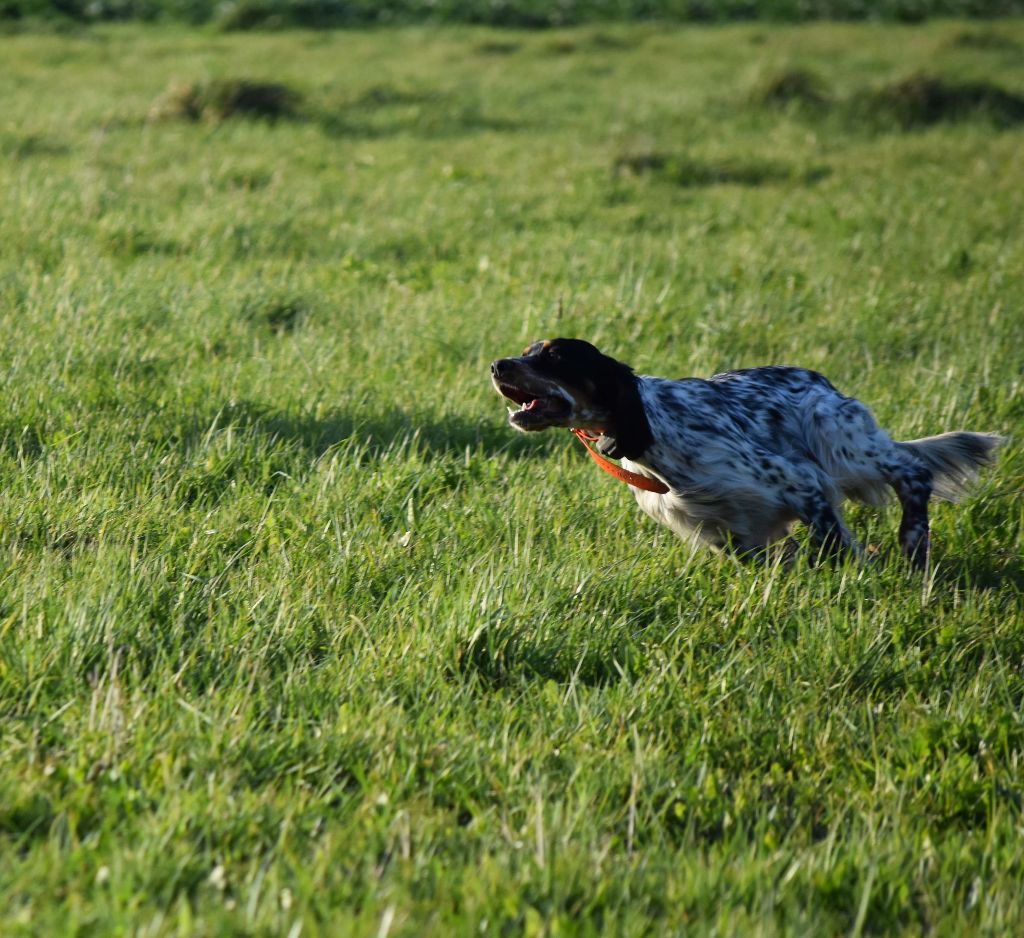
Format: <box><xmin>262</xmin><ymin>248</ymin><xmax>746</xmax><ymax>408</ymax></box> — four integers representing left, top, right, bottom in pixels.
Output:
<box><xmin>2</xmin><ymin>18</ymin><xmax>1024</xmax><ymax>936</ymax></box>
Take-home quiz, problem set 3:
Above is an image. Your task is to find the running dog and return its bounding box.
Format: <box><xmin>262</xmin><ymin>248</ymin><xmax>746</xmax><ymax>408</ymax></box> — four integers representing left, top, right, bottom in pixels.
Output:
<box><xmin>491</xmin><ymin>338</ymin><xmax>1003</xmax><ymax>567</ymax></box>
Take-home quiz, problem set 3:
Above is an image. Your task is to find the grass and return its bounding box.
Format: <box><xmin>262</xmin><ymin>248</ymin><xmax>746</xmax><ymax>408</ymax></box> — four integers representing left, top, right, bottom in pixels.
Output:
<box><xmin>2</xmin><ymin>17</ymin><xmax>1024</xmax><ymax>936</ymax></box>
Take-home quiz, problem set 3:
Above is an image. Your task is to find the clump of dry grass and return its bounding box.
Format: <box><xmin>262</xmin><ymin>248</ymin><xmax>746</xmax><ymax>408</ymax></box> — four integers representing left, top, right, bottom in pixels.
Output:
<box><xmin>613</xmin><ymin>146</ymin><xmax>828</xmax><ymax>188</ymax></box>
<box><xmin>750</xmin><ymin>67</ymin><xmax>1024</xmax><ymax>131</ymax></box>
<box><xmin>944</xmin><ymin>30</ymin><xmax>1022</xmax><ymax>53</ymax></box>
<box><xmin>613</xmin><ymin>147</ymin><xmax>669</xmax><ymax>176</ymax></box>
<box><xmin>854</xmin><ymin>72</ymin><xmax>1024</xmax><ymax>129</ymax></box>
<box><xmin>243</xmin><ymin>296</ymin><xmax>309</xmax><ymax>334</ymax></box>
<box><xmin>751</xmin><ymin>67</ymin><xmax>831</xmax><ymax>111</ymax></box>
<box><xmin>149</xmin><ymin>78</ymin><xmax>302</xmax><ymax>123</ymax></box>
<box><xmin>474</xmin><ymin>39</ymin><xmax>520</xmax><ymax>56</ymax></box>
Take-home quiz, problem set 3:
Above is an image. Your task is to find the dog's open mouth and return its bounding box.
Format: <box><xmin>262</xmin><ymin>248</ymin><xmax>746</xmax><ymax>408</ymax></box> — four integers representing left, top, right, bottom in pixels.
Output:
<box><xmin>496</xmin><ymin>383</ymin><xmax>573</xmax><ymax>430</ymax></box>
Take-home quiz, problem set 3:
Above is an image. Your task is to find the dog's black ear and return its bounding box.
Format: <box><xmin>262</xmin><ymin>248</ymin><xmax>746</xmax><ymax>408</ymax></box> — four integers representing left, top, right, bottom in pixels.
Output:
<box><xmin>603</xmin><ymin>362</ymin><xmax>654</xmax><ymax>460</ymax></box>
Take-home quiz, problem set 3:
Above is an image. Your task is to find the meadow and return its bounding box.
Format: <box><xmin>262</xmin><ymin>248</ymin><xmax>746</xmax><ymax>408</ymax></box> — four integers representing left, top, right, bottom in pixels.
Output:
<box><xmin>2</xmin><ymin>17</ymin><xmax>1024</xmax><ymax>936</ymax></box>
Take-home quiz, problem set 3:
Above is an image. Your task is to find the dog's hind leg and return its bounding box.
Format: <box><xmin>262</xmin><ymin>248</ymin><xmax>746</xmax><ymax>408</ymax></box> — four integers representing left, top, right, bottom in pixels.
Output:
<box><xmin>881</xmin><ymin>430</ymin><xmax>1003</xmax><ymax>570</ymax></box>
<box><xmin>883</xmin><ymin>458</ymin><xmax>933</xmax><ymax>571</ymax></box>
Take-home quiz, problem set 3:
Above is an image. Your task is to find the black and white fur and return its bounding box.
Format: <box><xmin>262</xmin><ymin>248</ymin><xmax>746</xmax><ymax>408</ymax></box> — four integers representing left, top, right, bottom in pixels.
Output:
<box><xmin>491</xmin><ymin>338</ymin><xmax>1003</xmax><ymax>568</ymax></box>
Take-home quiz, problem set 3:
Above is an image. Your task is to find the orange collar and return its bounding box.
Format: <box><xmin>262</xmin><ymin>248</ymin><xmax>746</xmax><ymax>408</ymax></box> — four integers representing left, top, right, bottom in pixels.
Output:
<box><xmin>570</xmin><ymin>429</ymin><xmax>670</xmax><ymax>494</ymax></box>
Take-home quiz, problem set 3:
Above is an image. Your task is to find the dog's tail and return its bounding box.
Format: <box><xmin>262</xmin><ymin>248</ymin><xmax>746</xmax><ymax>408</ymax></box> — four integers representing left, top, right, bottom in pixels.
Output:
<box><xmin>897</xmin><ymin>431</ymin><xmax>1005</xmax><ymax>502</ymax></box>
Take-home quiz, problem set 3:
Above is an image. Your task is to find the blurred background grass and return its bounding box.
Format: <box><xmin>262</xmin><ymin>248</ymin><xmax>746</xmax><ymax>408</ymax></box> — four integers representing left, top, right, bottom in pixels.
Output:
<box><xmin>4</xmin><ymin>0</ymin><xmax>1023</xmax><ymax>29</ymax></box>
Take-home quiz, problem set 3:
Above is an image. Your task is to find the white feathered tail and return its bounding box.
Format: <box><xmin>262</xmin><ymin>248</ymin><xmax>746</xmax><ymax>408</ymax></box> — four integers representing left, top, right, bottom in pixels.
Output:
<box><xmin>897</xmin><ymin>432</ymin><xmax>1005</xmax><ymax>501</ymax></box>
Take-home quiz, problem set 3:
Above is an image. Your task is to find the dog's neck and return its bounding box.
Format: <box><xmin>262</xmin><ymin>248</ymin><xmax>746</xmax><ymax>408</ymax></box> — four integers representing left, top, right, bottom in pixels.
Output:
<box><xmin>597</xmin><ymin>374</ymin><xmax>655</xmax><ymax>460</ymax></box>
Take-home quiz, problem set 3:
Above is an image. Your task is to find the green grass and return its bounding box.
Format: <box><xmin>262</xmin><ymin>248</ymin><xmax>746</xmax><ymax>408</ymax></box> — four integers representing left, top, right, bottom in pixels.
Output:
<box><xmin>2</xmin><ymin>18</ymin><xmax>1023</xmax><ymax>936</ymax></box>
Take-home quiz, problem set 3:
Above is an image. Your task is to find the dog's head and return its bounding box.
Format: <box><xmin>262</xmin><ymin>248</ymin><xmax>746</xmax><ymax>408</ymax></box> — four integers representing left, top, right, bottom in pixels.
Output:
<box><xmin>490</xmin><ymin>338</ymin><xmax>643</xmax><ymax>437</ymax></box>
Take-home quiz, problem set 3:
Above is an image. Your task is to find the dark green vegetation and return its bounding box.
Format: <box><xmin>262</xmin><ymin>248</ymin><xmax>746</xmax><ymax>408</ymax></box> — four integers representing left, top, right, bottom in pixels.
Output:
<box><xmin>2</xmin><ymin>18</ymin><xmax>1024</xmax><ymax>936</ymax></box>
<box><xmin>3</xmin><ymin>0</ymin><xmax>1023</xmax><ymax>29</ymax></box>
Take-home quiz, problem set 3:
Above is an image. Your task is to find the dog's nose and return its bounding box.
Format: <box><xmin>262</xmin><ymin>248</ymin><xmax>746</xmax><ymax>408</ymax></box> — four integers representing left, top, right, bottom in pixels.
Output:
<box><xmin>491</xmin><ymin>359</ymin><xmax>509</xmax><ymax>379</ymax></box>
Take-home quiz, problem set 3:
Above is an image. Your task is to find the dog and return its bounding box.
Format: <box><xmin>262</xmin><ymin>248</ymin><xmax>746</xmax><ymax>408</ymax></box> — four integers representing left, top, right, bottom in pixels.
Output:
<box><xmin>491</xmin><ymin>338</ymin><xmax>1003</xmax><ymax>567</ymax></box>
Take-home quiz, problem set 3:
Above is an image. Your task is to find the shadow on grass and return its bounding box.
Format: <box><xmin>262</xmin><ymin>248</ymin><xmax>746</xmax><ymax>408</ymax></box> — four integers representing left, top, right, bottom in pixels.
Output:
<box><xmin>318</xmin><ymin>102</ymin><xmax>520</xmax><ymax>140</ymax></box>
<box><xmin>452</xmin><ymin>621</ymin><xmax>632</xmax><ymax>689</ymax></box>
<box><xmin>316</xmin><ymin>83</ymin><xmax>522</xmax><ymax>139</ymax></box>
<box><xmin>0</xmin><ymin>422</ymin><xmax>46</xmax><ymax>462</ymax></box>
<box><xmin>0</xmin><ymin>132</ymin><xmax>69</xmax><ymax>160</ymax></box>
<box><xmin>176</xmin><ymin>399</ymin><xmax>560</xmax><ymax>463</ymax></box>
<box><xmin>613</xmin><ymin>151</ymin><xmax>830</xmax><ymax>188</ymax></box>
<box><xmin>933</xmin><ymin>550</ymin><xmax>1024</xmax><ymax>592</ymax></box>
